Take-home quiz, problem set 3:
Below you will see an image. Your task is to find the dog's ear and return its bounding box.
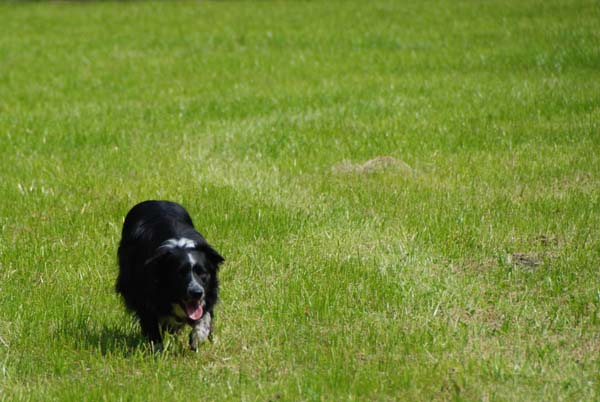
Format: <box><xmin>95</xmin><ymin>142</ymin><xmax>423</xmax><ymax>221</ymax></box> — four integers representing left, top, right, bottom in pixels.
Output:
<box><xmin>199</xmin><ymin>243</ymin><xmax>224</xmax><ymax>270</ymax></box>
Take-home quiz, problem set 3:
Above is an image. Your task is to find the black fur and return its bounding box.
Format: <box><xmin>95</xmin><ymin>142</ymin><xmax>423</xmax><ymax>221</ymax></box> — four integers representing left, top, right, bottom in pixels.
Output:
<box><xmin>116</xmin><ymin>200</ymin><xmax>224</xmax><ymax>349</ymax></box>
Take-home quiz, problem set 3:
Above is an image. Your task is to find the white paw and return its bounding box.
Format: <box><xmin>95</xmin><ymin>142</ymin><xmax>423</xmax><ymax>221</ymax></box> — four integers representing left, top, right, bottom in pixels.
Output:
<box><xmin>189</xmin><ymin>312</ymin><xmax>211</xmax><ymax>350</ymax></box>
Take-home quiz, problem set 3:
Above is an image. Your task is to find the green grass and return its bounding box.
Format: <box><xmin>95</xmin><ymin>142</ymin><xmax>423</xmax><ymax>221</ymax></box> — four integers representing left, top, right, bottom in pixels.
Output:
<box><xmin>1</xmin><ymin>0</ymin><xmax>599</xmax><ymax>400</ymax></box>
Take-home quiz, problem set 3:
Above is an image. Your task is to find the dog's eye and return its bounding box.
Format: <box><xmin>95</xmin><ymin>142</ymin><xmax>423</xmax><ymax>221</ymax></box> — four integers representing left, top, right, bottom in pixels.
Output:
<box><xmin>192</xmin><ymin>266</ymin><xmax>210</xmax><ymax>282</ymax></box>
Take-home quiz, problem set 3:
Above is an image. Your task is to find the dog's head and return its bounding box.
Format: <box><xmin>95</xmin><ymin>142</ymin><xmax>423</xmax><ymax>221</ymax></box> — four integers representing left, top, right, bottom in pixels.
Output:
<box><xmin>145</xmin><ymin>237</ymin><xmax>224</xmax><ymax>321</ymax></box>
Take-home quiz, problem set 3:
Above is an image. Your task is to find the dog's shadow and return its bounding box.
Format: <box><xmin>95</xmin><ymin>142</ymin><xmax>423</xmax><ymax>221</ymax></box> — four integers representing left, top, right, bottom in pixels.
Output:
<box><xmin>57</xmin><ymin>313</ymin><xmax>195</xmax><ymax>357</ymax></box>
<box><xmin>54</xmin><ymin>312</ymin><xmax>147</xmax><ymax>356</ymax></box>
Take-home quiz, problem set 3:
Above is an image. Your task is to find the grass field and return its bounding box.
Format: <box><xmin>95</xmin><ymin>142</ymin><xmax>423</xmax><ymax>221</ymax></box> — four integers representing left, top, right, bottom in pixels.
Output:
<box><xmin>1</xmin><ymin>0</ymin><xmax>599</xmax><ymax>400</ymax></box>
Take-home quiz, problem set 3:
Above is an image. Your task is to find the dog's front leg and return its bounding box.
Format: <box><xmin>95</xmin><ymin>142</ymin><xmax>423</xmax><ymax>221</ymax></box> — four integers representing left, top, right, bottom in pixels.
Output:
<box><xmin>189</xmin><ymin>312</ymin><xmax>211</xmax><ymax>351</ymax></box>
<box><xmin>139</xmin><ymin>315</ymin><xmax>163</xmax><ymax>351</ymax></box>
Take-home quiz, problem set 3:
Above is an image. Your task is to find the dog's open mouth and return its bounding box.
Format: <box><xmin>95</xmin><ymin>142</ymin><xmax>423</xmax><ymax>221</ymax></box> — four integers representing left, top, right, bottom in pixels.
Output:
<box><xmin>181</xmin><ymin>301</ymin><xmax>203</xmax><ymax>321</ymax></box>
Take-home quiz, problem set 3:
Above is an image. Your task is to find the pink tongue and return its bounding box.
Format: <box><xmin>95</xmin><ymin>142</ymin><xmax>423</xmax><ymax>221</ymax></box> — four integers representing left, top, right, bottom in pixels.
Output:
<box><xmin>185</xmin><ymin>303</ymin><xmax>203</xmax><ymax>320</ymax></box>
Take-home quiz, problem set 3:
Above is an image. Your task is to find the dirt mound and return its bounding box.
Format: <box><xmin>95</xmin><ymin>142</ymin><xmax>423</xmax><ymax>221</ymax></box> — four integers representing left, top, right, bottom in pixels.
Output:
<box><xmin>332</xmin><ymin>156</ymin><xmax>413</xmax><ymax>175</ymax></box>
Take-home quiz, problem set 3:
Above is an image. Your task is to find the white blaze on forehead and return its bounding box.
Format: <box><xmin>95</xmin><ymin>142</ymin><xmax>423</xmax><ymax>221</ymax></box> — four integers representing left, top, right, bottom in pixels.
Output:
<box><xmin>161</xmin><ymin>237</ymin><xmax>196</xmax><ymax>249</ymax></box>
<box><xmin>188</xmin><ymin>252</ymin><xmax>197</xmax><ymax>266</ymax></box>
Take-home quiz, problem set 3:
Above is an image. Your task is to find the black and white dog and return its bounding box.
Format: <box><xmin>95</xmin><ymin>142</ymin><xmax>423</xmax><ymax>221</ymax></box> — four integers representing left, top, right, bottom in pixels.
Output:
<box><xmin>116</xmin><ymin>200</ymin><xmax>224</xmax><ymax>350</ymax></box>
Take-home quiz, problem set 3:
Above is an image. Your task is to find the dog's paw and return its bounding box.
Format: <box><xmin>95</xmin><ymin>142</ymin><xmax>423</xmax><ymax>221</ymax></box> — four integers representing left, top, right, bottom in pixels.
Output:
<box><xmin>150</xmin><ymin>342</ymin><xmax>164</xmax><ymax>354</ymax></box>
<box><xmin>189</xmin><ymin>313</ymin><xmax>211</xmax><ymax>351</ymax></box>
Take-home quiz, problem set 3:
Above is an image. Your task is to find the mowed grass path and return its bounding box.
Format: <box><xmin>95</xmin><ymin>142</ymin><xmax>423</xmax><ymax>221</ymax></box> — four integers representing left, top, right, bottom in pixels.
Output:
<box><xmin>1</xmin><ymin>0</ymin><xmax>599</xmax><ymax>400</ymax></box>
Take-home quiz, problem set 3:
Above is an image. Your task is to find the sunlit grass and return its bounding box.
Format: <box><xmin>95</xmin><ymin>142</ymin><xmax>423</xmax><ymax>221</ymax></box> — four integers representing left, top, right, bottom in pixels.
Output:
<box><xmin>0</xmin><ymin>0</ymin><xmax>599</xmax><ymax>400</ymax></box>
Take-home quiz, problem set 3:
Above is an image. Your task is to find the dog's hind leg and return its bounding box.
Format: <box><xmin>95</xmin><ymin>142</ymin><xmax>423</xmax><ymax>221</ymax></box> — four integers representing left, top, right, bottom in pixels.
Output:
<box><xmin>189</xmin><ymin>312</ymin><xmax>211</xmax><ymax>351</ymax></box>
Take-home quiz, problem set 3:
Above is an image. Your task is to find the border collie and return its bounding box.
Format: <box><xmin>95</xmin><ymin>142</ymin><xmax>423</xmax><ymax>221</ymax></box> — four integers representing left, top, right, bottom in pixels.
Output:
<box><xmin>116</xmin><ymin>200</ymin><xmax>224</xmax><ymax>350</ymax></box>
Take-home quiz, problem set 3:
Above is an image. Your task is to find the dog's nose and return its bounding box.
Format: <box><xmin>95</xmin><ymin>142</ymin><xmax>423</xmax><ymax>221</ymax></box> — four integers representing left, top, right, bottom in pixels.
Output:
<box><xmin>188</xmin><ymin>286</ymin><xmax>204</xmax><ymax>299</ymax></box>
